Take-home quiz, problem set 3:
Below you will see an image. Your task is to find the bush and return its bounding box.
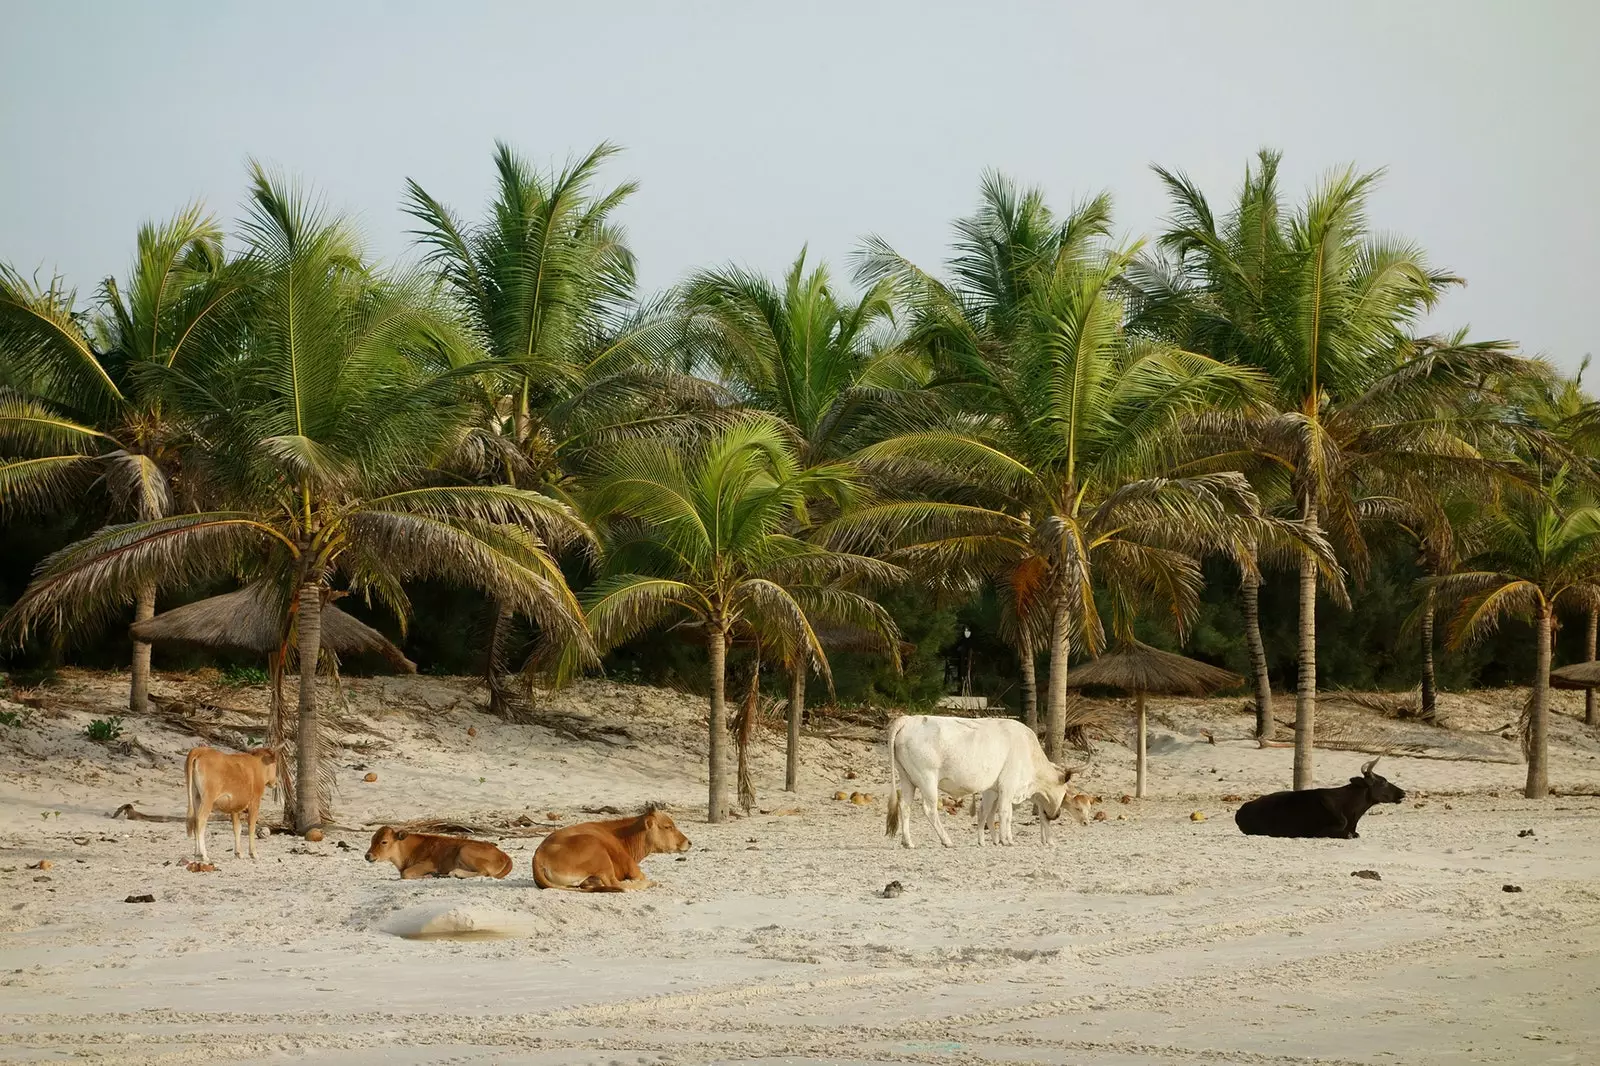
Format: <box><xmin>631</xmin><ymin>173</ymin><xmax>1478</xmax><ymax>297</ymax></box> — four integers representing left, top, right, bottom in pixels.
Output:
<box><xmin>221</xmin><ymin>663</ymin><xmax>270</xmax><ymax>687</ymax></box>
<box><xmin>0</xmin><ymin>709</ymin><xmax>24</xmax><ymax>728</ymax></box>
<box><xmin>86</xmin><ymin>716</ymin><xmax>124</xmax><ymax>742</ymax></box>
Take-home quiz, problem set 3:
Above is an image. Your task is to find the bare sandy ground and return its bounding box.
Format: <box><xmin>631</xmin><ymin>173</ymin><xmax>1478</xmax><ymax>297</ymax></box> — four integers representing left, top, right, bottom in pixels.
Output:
<box><xmin>2</xmin><ymin>670</ymin><xmax>1599</xmax><ymax>1065</ymax></box>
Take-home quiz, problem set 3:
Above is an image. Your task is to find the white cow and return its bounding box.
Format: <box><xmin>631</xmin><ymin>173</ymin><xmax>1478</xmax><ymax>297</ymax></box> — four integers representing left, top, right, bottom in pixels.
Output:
<box><xmin>885</xmin><ymin>715</ymin><xmax>1087</xmax><ymax>848</ymax></box>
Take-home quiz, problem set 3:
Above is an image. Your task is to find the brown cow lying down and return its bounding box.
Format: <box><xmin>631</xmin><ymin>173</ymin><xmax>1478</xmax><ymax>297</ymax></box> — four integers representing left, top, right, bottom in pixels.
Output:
<box><xmin>365</xmin><ymin>826</ymin><xmax>514</xmax><ymax>880</ymax></box>
<box><xmin>186</xmin><ymin>746</ymin><xmax>279</xmax><ymax>861</ymax></box>
<box><xmin>532</xmin><ymin>808</ymin><xmax>690</xmax><ymax>892</ymax></box>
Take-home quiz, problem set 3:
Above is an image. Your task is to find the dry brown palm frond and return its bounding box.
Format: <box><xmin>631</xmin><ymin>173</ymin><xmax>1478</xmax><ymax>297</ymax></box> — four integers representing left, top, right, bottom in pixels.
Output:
<box><xmin>1321</xmin><ymin>689</ymin><xmax>1435</xmax><ymax>725</ymax></box>
<box><xmin>1060</xmin><ymin>696</ymin><xmax>1119</xmax><ymax>756</ymax></box>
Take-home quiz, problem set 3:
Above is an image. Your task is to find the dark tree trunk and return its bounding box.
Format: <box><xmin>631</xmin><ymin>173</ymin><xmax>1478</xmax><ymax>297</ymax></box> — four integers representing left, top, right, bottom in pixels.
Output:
<box><xmin>1294</xmin><ymin>486</ymin><xmax>1319</xmax><ymax>790</ymax></box>
<box><xmin>1420</xmin><ymin>585</ymin><xmax>1437</xmax><ymax>722</ymax></box>
<box><xmin>1241</xmin><ymin>552</ymin><xmax>1272</xmax><ymax>739</ymax></box>
<box><xmin>1527</xmin><ymin>604</ymin><xmax>1551</xmax><ymax>799</ymax></box>
<box><xmin>129</xmin><ymin>584</ymin><xmax>155</xmax><ymax>715</ymax></box>
<box><xmin>1587</xmin><ymin>607</ymin><xmax>1598</xmax><ymax>727</ymax></box>
<box><xmin>785</xmin><ymin>666</ymin><xmax>804</xmax><ymax>792</ymax></box>
<box><xmin>1044</xmin><ymin>598</ymin><xmax>1072</xmax><ymax>763</ymax></box>
<box><xmin>707</xmin><ymin>625</ymin><xmax>728</xmax><ymax>823</ymax></box>
<box><xmin>737</xmin><ymin>656</ymin><xmax>759</xmax><ymax>814</ymax></box>
<box><xmin>294</xmin><ymin>583</ymin><xmax>324</xmax><ymax>832</ymax></box>
<box><xmin>485</xmin><ymin>600</ymin><xmax>517</xmax><ymax>716</ymax></box>
<box><xmin>1019</xmin><ymin>621</ymin><xmax>1039</xmax><ymax>733</ymax></box>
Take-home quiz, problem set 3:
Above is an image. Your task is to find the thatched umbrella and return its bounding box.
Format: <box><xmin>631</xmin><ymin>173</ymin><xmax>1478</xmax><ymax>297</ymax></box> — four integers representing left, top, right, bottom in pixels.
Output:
<box><xmin>1549</xmin><ymin>660</ymin><xmax>1600</xmax><ymax>691</ymax></box>
<box><xmin>130</xmin><ymin>584</ymin><xmax>416</xmax><ymax>673</ymax></box>
<box><xmin>1064</xmin><ymin>641</ymin><xmax>1242</xmax><ymax>798</ymax></box>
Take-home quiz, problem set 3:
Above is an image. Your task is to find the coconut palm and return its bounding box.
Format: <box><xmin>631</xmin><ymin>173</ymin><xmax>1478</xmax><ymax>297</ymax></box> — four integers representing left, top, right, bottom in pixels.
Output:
<box><xmin>681</xmin><ymin>250</ymin><xmax>922</xmax><ymax>787</ymax></box>
<box><xmin>404</xmin><ymin>142</ymin><xmax>693</xmax><ymax>712</ymax></box>
<box><xmin>581</xmin><ymin>414</ymin><xmax>902</xmax><ymax>822</ymax></box>
<box><xmin>840</xmin><ymin>185</ymin><xmax>1281</xmax><ymax>761</ymax></box>
<box><xmin>1436</xmin><ymin>469</ymin><xmax>1600</xmax><ymax>797</ymax></box>
<box><xmin>1140</xmin><ymin>150</ymin><xmax>1531</xmax><ymax>787</ymax></box>
<box><xmin>0</xmin><ymin>207</ymin><xmax>243</xmax><ymax>712</ymax></box>
<box><xmin>2</xmin><ymin>164</ymin><xmax>596</xmax><ymax>831</ymax></box>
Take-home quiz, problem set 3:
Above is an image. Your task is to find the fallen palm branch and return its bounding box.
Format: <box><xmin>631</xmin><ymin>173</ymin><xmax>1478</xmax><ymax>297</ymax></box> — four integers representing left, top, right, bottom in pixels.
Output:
<box><xmin>376</xmin><ymin>814</ymin><xmax>559</xmax><ymax>838</ymax></box>
<box><xmin>110</xmin><ymin>803</ymin><xmax>183</xmax><ymax>822</ymax></box>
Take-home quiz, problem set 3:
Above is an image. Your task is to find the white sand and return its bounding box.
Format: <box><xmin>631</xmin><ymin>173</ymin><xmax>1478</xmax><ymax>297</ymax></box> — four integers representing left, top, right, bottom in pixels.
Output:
<box><xmin>2</xmin><ymin>670</ymin><xmax>1599</xmax><ymax>1065</ymax></box>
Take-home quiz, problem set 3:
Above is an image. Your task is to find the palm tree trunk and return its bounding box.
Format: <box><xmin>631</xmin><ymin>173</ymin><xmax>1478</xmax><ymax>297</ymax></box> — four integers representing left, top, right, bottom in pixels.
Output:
<box><xmin>1420</xmin><ymin>585</ymin><xmax>1438</xmax><ymax>722</ymax></box>
<box><xmin>737</xmin><ymin>656</ymin><xmax>759</xmax><ymax>814</ymax></box>
<box><xmin>294</xmin><ymin>583</ymin><xmax>324</xmax><ymax>832</ymax></box>
<box><xmin>485</xmin><ymin>600</ymin><xmax>516</xmax><ymax>716</ymax></box>
<box><xmin>1587</xmin><ymin>606</ymin><xmax>1598</xmax><ymax>727</ymax></box>
<box><xmin>785</xmin><ymin>666</ymin><xmax>804</xmax><ymax>792</ymax></box>
<box><xmin>1135</xmin><ymin>690</ymin><xmax>1147</xmax><ymax>799</ymax></box>
<box><xmin>1527</xmin><ymin>604</ymin><xmax>1551</xmax><ymax>799</ymax></box>
<box><xmin>1019</xmin><ymin>621</ymin><xmax>1039</xmax><ymax>732</ymax></box>
<box><xmin>1241</xmin><ymin>554</ymin><xmax>1272</xmax><ymax>740</ymax></box>
<box><xmin>1293</xmin><ymin>487</ymin><xmax>1319</xmax><ymax>790</ymax></box>
<box><xmin>129</xmin><ymin>584</ymin><xmax>155</xmax><ymax>715</ymax></box>
<box><xmin>1044</xmin><ymin>597</ymin><xmax>1072</xmax><ymax>762</ymax></box>
<box><xmin>267</xmin><ymin>648</ymin><xmax>295</xmax><ymax>823</ymax></box>
<box><xmin>707</xmin><ymin>625</ymin><xmax>729</xmax><ymax>823</ymax></box>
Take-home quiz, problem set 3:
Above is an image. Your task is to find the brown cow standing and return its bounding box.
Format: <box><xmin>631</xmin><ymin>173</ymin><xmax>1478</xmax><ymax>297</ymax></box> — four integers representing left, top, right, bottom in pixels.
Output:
<box><xmin>532</xmin><ymin>808</ymin><xmax>690</xmax><ymax>892</ymax></box>
<box><xmin>364</xmin><ymin>826</ymin><xmax>514</xmax><ymax>880</ymax></box>
<box><xmin>185</xmin><ymin>746</ymin><xmax>279</xmax><ymax>861</ymax></box>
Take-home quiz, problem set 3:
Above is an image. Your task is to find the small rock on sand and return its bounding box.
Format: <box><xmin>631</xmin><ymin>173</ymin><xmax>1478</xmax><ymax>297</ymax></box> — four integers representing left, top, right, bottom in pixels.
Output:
<box><xmin>304</xmin><ymin>829</ymin><xmax>324</xmax><ymax>842</ymax></box>
<box><xmin>363</xmin><ymin>772</ymin><xmax>378</xmax><ymax>783</ymax></box>
<box><xmin>1503</xmin><ymin>884</ymin><xmax>1523</xmax><ymax>893</ymax></box>
<box><xmin>124</xmin><ymin>894</ymin><xmax>155</xmax><ymax>904</ymax></box>
<box><xmin>27</xmin><ymin>860</ymin><xmax>52</xmax><ymax>871</ymax></box>
<box><xmin>1190</xmin><ymin>811</ymin><xmax>1206</xmax><ymax>822</ymax></box>
<box><xmin>1352</xmin><ymin>869</ymin><xmax>1381</xmax><ymax>881</ymax></box>
<box><xmin>880</xmin><ymin>880</ymin><xmax>904</xmax><ymax>899</ymax></box>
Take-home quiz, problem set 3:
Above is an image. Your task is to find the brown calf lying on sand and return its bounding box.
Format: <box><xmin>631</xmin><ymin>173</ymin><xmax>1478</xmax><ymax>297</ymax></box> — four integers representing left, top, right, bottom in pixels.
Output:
<box><xmin>186</xmin><ymin>746</ymin><xmax>279</xmax><ymax>861</ymax></box>
<box><xmin>532</xmin><ymin>808</ymin><xmax>690</xmax><ymax>892</ymax></box>
<box><xmin>365</xmin><ymin>826</ymin><xmax>514</xmax><ymax>879</ymax></box>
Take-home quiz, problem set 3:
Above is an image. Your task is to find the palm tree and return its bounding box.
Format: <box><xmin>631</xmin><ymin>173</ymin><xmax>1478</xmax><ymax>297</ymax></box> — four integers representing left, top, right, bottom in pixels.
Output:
<box><xmin>840</xmin><ymin>183</ymin><xmax>1276</xmax><ymax>761</ymax></box>
<box><xmin>405</xmin><ymin>142</ymin><xmax>688</xmax><ymax>713</ymax></box>
<box><xmin>581</xmin><ymin>414</ymin><xmax>901</xmax><ymax>822</ymax></box>
<box><xmin>2</xmin><ymin>164</ymin><xmax>595</xmax><ymax>831</ymax></box>
<box><xmin>1143</xmin><ymin>150</ymin><xmax>1522</xmax><ymax>787</ymax></box>
<box><xmin>681</xmin><ymin>250</ymin><xmax>920</xmax><ymax>787</ymax></box>
<box><xmin>1437</xmin><ymin>469</ymin><xmax>1600</xmax><ymax>797</ymax></box>
<box><xmin>0</xmin><ymin>206</ymin><xmax>243</xmax><ymax>713</ymax></box>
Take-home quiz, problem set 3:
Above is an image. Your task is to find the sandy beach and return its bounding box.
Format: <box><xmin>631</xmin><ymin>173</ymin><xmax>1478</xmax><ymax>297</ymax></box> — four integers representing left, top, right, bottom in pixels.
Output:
<box><xmin>2</xmin><ymin>670</ymin><xmax>1598</xmax><ymax>1065</ymax></box>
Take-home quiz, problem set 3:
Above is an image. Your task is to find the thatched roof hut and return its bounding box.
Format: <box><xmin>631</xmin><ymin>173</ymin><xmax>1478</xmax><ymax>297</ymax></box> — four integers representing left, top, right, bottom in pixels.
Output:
<box><xmin>1550</xmin><ymin>660</ymin><xmax>1600</xmax><ymax>691</ymax></box>
<box><xmin>1064</xmin><ymin>642</ymin><xmax>1242</xmax><ymax>798</ymax></box>
<box><xmin>1063</xmin><ymin>641</ymin><xmax>1242</xmax><ymax>697</ymax></box>
<box><xmin>130</xmin><ymin>584</ymin><xmax>416</xmax><ymax>673</ymax></box>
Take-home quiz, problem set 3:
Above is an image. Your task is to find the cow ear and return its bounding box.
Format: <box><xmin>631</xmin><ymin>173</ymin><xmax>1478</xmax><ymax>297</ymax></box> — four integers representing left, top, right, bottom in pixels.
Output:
<box><xmin>394</xmin><ymin>831</ymin><xmax>409</xmax><ymax>840</ymax></box>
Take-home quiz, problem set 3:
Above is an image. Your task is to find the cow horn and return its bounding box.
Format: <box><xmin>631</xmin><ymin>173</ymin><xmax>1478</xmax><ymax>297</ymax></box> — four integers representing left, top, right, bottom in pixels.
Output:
<box><xmin>1361</xmin><ymin>756</ymin><xmax>1380</xmax><ymax>775</ymax></box>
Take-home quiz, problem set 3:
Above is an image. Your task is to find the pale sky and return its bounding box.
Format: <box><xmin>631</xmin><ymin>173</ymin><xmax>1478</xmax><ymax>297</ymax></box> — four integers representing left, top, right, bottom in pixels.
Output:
<box><xmin>2</xmin><ymin>1</ymin><xmax>1594</xmax><ymax>368</ymax></box>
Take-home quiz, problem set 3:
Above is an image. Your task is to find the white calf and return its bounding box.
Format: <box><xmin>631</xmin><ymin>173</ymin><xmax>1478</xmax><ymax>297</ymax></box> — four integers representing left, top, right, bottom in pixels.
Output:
<box><xmin>884</xmin><ymin>715</ymin><xmax>1086</xmax><ymax>848</ymax></box>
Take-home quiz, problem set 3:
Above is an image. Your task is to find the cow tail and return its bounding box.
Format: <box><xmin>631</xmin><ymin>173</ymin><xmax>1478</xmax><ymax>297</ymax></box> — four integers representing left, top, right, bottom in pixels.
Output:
<box><xmin>885</xmin><ymin>716</ymin><xmax>907</xmax><ymax>837</ymax></box>
<box><xmin>184</xmin><ymin>750</ymin><xmax>200</xmax><ymax>839</ymax></box>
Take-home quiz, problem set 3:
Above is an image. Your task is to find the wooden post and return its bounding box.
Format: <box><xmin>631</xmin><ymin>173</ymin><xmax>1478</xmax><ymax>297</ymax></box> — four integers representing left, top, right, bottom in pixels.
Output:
<box><xmin>1136</xmin><ymin>690</ymin><xmax>1148</xmax><ymax>799</ymax></box>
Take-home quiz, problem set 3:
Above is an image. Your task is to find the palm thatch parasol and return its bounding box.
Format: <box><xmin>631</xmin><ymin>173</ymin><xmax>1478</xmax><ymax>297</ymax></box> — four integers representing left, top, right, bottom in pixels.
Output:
<box><xmin>1549</xmin><ymin>660</ymin><xmax>1600</xmax><ymax>691</ymax></box>
<box><xmin>1064</xmin><ymin>641</ymin><xmax>1243</xmax><ymax>798</ymax></box>
<box><xmin>129</xmin><ymin>584</ymin><xmax>416</xmax><ymax>673</ymax></box>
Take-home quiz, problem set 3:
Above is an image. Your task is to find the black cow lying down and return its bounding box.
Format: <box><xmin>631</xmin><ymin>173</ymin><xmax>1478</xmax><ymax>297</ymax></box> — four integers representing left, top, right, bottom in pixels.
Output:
<box><xmin>1235</xmin><ymin>758</ymin><xmax>1405</xmax><ymax>838</ymax></box>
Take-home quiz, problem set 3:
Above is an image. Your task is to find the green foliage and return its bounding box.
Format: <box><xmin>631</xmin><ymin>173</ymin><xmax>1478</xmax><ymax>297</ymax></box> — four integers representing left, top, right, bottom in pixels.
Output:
<box><xmin>221</xmin><ymin>663</ymin><xmax>270</xmax><ymax>687</ymax></box>
<box><xmin>86</xmin><ymin>716</ymin><xmax>123</xmax><ymax>742</ymax></box>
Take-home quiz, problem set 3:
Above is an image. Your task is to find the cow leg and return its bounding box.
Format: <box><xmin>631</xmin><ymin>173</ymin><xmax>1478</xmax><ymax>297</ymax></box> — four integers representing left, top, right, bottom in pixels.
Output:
<box><xmin>915</xmin><ymin>775</ymin><xmax>955</xmax><ymax>848</ymax></box>
<box><xmin>231</xmin><ymin>812</ymin><xmax>244</xmax><ymax>859</ymax></box>
<box><xmin>976</xmin><ymin>792</ymin><xmax>992</xmax><ymax>846</ymax></box>
<box><xmin>194</xmin><ymin>797</ymin><xmax>214</xmax><ymax>862</ymax></box>
<box><xmin>1036</xmin><ymin>797</ymin><xmax>1051</xmax><ymax>846</ymax></box>
<box><xmin>894</xmin><ymin>781</ymin><xmax>918</xmax><ymax>848</ymax></box>
<box><xmin>400</xmin><ymin>861</ymin><xmax>438</xmax><ymax>880</ymax></box>
<box><xmin>998</xmin><ymin>795</ymin><xmax>1017</xmax><ymax>846</ymax></box>
<box><xmin>245</xmin><ymin>800</ymin><xmax>261</xmax><ymax>859</ymax></box>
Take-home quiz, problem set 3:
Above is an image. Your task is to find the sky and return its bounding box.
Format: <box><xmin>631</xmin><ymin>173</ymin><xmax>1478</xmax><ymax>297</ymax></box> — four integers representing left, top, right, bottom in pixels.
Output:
<box><xmin>1</xmin><ymin>0</ymin><xmax>1595</xmax><ymax>368</ymax></box>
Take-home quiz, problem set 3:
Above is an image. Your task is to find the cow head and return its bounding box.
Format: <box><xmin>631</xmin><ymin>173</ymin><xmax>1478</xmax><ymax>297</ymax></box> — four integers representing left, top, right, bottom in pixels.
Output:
<box><xmin>253</xmin><ymin>747</ymin><xmax>281</xmax><ymax>799</ymax></box>
<box><xmin>641</xmin><ymin>808</ymin><xmax>692</xmax><ymax>854</ymax></box>
<box><xmin>1351</xmin><ymin>757</ymin><xmax>1406</xmax><ymax>804</ymax></box>
<box><xmin>366</xmin><ymin>825</ymin><xmax>403</xmax><ymax>864</ymax></box>
<box><xmin>1035</xmin><ymin>759</ymin><xmax>1090</xmax><ymax>824</ymax></box>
